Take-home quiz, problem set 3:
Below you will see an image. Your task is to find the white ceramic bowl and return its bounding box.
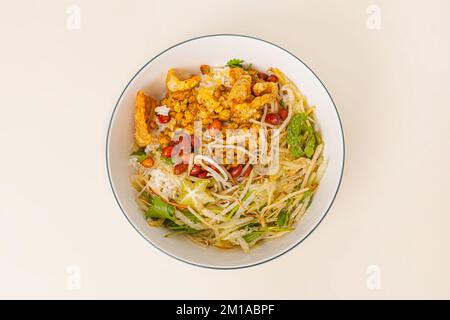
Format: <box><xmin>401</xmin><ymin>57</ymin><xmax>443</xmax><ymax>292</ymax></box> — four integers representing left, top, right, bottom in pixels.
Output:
<box><xmin>107</xmin><ymin>34</ymin><xmax>344</xmax><ymax>269</ymax></box>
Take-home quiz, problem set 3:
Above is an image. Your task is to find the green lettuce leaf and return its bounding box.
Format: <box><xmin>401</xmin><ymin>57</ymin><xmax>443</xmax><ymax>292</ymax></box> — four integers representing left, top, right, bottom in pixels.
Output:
<box><xmin>226</xmin><ymin>58</ymin><xmax>244</xmax><ymax>68</ymax></box>
<box><xmin>145</xmin><ymin>196</ymin><xmax>176</xmax><ymax>221</ymax></box>
<box><xmin>287</xmin><ymin>113</ymin><xmax>317</xmax><ymax>159</ymax></box>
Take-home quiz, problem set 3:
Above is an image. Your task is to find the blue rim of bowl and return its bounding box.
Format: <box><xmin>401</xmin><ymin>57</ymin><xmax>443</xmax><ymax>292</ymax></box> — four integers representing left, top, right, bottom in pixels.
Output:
<box><xmin>106</xmin><ymin>34</ymin><xmax>345</xmax><ymax>270</ymax></box>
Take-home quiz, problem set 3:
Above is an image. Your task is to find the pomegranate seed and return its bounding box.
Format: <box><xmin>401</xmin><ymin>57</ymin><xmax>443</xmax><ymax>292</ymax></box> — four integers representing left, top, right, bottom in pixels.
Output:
<box><xmin>266</xmin><ymin>75</ymin><xmax>279</xmax><ymax>83</ymax></box>
<box><xmin>279</xmin><ymin>108</ymin><xmax>288</xmax><ymax>120</ymax></box>
<box><xmin>229</xmin><ymin>165</ymin><xmax>243</xmax><ymax>178</ymax></box>
<box><xmin>200</xmin><ymin>64</ymin><xmax>210</xmax><ymax>74</ymax></box>
<box><xmin>161</xmin><ymin>146</ymin><xmax>173</xmax><ymax>158</ymax></box>
<box><xmin>158</xmin><ymin>115</ymin><xmax>170</xmax><ymax>123</ymax></box>
<box><xmin>197</xmin><ymin>170</ymin><xmax>209</xmax><ymax>179</ymax></box>
<box><xmin>190</xmin><ymin>165</ymin><xmax>202</xmax><ymax>176</ymax></box>
<box><xmin>265</xmin><ymin>113</ymin><xmax>281</xmax><ymax>125</ymax></box>
<box><xmin>242</xmin><ymin>165</ymin><xmax>253</xmax><ymax>177</ymax></box>
<box><xmin>208</xmin><ymin>120</ymin><xmax>222</xmax><ymax>133</ymax></box>
<box><xmin>209</xmin><ymin>164</ymin><xmax>220</xmax><ymax>173</ymax></box>
<box><xmin>173</xmin><ymin>163</ymin><xmax>188</xmax><ymax>175</ymax></box>
<box><xmin>257</xmin><ymin>72</ymin><xmax>268</xmax><ymax>80</ymax></box>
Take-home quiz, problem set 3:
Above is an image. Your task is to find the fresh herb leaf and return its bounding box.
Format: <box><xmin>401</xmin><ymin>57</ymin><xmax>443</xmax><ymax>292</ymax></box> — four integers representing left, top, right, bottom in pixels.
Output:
<box><xmin>164</xmin><ymin>220</ymin><xmax>199</xmax><ymax>236</ymax></box>
<box><xmin>145</xmin><ymin>196</ymin><xmax>176</xmax><ymax>221</ymax></box>
<box><xmin>139</xmin><ymin>191</ymin><xmax>152</xmax><ymax>203</ymax></box>
<box><xmin>227</xmin><ymin>205</ymin><xmax>239</xmax><ymax>219</ymax></box>
<box><xmin>164</xmin><ymin>230</ymin><xmax>199</xmax><ymax>237</ymax></box>
<box><xmin>246</xmin><ymin>222</ymin><xmax>261</xmax><ymax>229</ymax></box>
<box><xmin>227</xmin><ymin>192</ymin><xmax>252</xmax><ymax>220</ymax></box>
<box><xmin>243</xmin><ymin>223</ymin><xmax>293</xmax><ymax>243</ymax></box>
<box><xmin>160</xmin><ymin>156</ymin><xmax>173</xmax><ymax>165</ymax></box>
<box><xmin>287</xmin><ymin>113</ymin><xmax>317</xmax><ymax>159</ymax></box>
<box><xmin>131</xmin><ymin>150</ymin><xmax>146</xmax><ymax>156</ymax></box>
<box><xmin>315</xmin><ymin>131</ymin><xmax>322</xmax><ymax>145</ymax></box>
<box><xmin>131</xmin><ymin>150</ymin><xmax>148</xmax><ymax>162</ymax></box>
<box><xmin>304</xmin><ymin>134</ymin><xmax>316</xmax><ymax>158</ymax></box>
<box><xmin>287</xmin><ymin>113</ymin><xmax>305</xmax><ymax>157</ymax></box>
<box><xmin>263</xmin><ymin>226</ymin><xmax>294</xmax><ymax>232</ymax></box>
<box><xmin>301</xmin><ymin>191</ymin><xmax>313</xmax><ymax>208</ymax></box>
<box><xmin>286</xmin><ymin>198</ymin><xmax>294</xmax><ymax>206</ymax></box>
<box><xmin>243</xmin><ymin>192</ymin><xmax>252</xmax><ymax>201</ymax></box>
<box><xmin>138</xmin><ymin>154</ymin><xmax>148</xmax><ymax>162</ymax></box>
<box><xmin>226</xmin><ymin>58</ymin><xmax>244</xmax><ymax>68</ymax></box>
<box><xmin>279</xmin><ymin>100</ymin><xmax>285</xmax><ymax>107</ymax></box>
<box><xmin>276</xmin><ymin>210</ymin><xmax>289</xmax><ymax>226</ymax></box>
<box><xmin>183</xmin><ymin>210</ymin><xmax>200</xmax><ymax>223</ymax></box>
<box><xmin>164</xmin><ymin>220</ymin><xmax>186</xmax><ymax>230</ymax></box>
<box><xmin>243</xmin><ymin>231</ymin><xmax>265</xmax><ymax>243</ymax></box>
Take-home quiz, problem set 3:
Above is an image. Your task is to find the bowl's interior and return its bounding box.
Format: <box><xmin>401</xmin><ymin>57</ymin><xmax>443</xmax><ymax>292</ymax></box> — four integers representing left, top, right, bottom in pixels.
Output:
<box><xmin>107</xmin><ymin>35</ymin><xmax>344</xmax><ymax>268</ymax></box>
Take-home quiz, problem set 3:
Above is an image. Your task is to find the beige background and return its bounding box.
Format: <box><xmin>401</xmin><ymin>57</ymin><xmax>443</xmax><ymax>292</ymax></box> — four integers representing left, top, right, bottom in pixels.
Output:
<box><xmin>1</xmin><ymin>0</ymin><xmax>449</xmax><ymax>299</ymax></box>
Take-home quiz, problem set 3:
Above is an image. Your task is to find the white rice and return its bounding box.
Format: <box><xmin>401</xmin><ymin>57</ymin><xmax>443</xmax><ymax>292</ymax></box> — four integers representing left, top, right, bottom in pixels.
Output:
<box><xmin>148</xmin><ymin>168</ymin><xmax>178</xmax><ymax>199</ymax></box>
